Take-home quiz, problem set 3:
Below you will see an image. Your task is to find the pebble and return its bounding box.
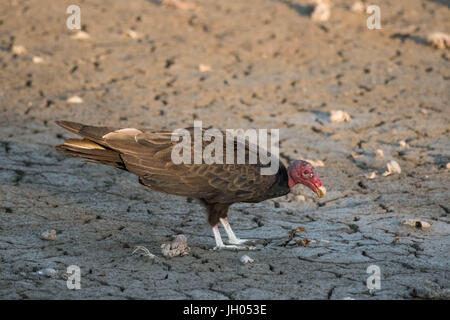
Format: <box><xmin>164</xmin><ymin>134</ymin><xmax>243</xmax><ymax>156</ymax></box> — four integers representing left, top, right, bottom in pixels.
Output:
<box><xmin>330</xmin><ymin>110</ymin><xmax>351</xmax><ymax>123</ymax></box>
<box><xmin>240</xmin><ymin>255</ymin><xmax>255</xmax><ymax>264</ymax></box>
<box><xmin>40</xmin><ymin>229</ymin><xmax>57</xmax><ymax>241</ymax></box>
<box><xmin>37</xmin><ymin>268</ymin><xmax>58</xmax><ymax>278</ymax></box>
<box><xmin>66</xmin><ymin>96</ymin><xmax>83</xmax><ymax>104</ymax></box>
<box><xmin>382</xmin><ymin>160</ymin><xmax>401</xmax><ymax>176</ymax></box>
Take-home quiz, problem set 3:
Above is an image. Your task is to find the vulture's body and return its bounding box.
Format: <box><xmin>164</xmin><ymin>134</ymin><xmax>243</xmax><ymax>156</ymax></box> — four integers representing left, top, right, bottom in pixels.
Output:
<box><xmin>55</xmin><ymin>121</ymin><xmax>325</xmax><ymax>250</ymax></box>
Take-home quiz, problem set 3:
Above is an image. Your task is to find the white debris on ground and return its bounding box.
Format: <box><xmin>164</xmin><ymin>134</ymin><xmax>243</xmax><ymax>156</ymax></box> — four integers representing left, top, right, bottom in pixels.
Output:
<box><xmin>162</xmin><ymin>0</ymin><xmax>197</xmax><ymax>11</ymax></box>
<box><xmin>32</xmin><ymin>56</ymin><xmax>44</xmax><ymax>64</ymax></box>
<box><xmin>403</xmin><ymin>219</ymin><xmax>431</xmax><ymax>229</ymax></box>
<box><xmin>365</xmin><ymin>171</ymin><xmax>377</xmax><ymax>180</ymax></box>
<box><xmin>330</xmin><ymin>110</ymin><xmax>351</xmax><ymax>123</ymax></box>
<box><xmin>427</xmin><ymin>32</ymin><xmax>450</xmax><ymax>49</ymax></box>
<box><xmin>446</xmin><ymin>162</ymin><xmax>450</xmax><ymax>170</ymax></box>
<box><xmin>161</xmin><ymin>234</ymin><xmax>190</xmax><ymax>258</ymax></box>
<box><xmin>399</xmin><ymin>140</ymin><xmax>409</xmax><ymax>148</ymax></box>
<box><xmin>375</xmin><ymin>149</ymin><xmax>384</xmax><ymax>158</ymax></box>
<box><xmin>305</xmin><ymin>159</ymin><xmax>325</xmax><ymax>167</ymax></box>
<box><xmin>382</xmin><ymin>160</ymin><xmax>402</xmax><ymax>176</ymax></box>
<box><xmin>71</xmin><ymin>31</ymin><xmax>90</xmax><ymax>40</ymax></box>
<box><xmin>66</xmin><ymin>96</ymin><xmax>83</xmax><ymax>104</ymax></box>
<box><xmin>37</xmin><ymin>268</ymin><xmax>58</xmax><ymax>278</ymax></box>
<box><xmin>240</xmin><ymin>255</ymin><xmax>255</xmax><ymax>264</ymax></box>
<box><xmin>40</xmin><ymin>229</ymin><xmax>57</xmax><ymax>241</ymax></box>
<box><xmin>125</xmin><ymin>29</ymin><xmax>143</xmax><ymax>39</ymax></box>
<box><xmin>12</xmin><ymin>45</ymin><xmax>26</xmax><ymax>55</ymax></box>
<box><xmin>311</xmin><ymin>0</ymin><xmax>330</xmax><ymax>22</ymax></box>
<box><xmin>132</xmin><ymin>246</ymin><xmax>156</xmax><ymax>259</ymax></box>
<box><xmin>198</xmin><ymin>64</ymin><xmax>212</xmax><ymax>72</ymax></box>
<box><xmin>350</xmin><ymin>1</ymin><xmax>365</xmax><ymax>13</ymax></box>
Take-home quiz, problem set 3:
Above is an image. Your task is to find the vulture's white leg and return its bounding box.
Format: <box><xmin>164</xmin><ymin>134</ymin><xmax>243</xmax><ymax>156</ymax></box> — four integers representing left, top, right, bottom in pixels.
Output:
<box><xmin>220</xmin><ymin>218</ymin><xmax>254</xmax><ymax>246</ymax></box>
<box><xmin>212</xmin><ymin>224</ymin><xmax>255</xmax><ymax>251</ymax></box>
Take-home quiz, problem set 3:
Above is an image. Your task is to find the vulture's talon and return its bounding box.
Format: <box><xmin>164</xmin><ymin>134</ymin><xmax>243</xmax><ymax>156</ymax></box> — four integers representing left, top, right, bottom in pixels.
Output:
<box><xmin>213</xmin><ymin>245</ymin><xmax>257</xmax><ymax>251</ymax></box>
<box><xmin>225</xmin><ymin>238</ymin><xmax>254</xmax><ymax>246</ymax></box>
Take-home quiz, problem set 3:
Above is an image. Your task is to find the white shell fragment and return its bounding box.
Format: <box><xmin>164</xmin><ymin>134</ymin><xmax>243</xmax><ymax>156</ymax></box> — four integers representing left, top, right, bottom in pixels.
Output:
<box><xmin>66</xmin><ymin>96</ymin><xmax>83</xmax><ymax>104</ymax></box>
<box><xmin>311</xmin><ymin>0</ymin><xmax>330</xmax><ymax>22</ymax></box>
<box><xmin>240</xmin><ymin>255</ymin><xmax>255</xmax><ymax>264</ymax></box>
<box><xmin>71</xmin><ymin>31</ymin><xmax>91</xmax><ymax>40</ymax></box>
<box><xmin>427</xmin><ymin>32</ymin><xmax>450</xmax><ymax>49</ymax></box>
<box><xmin>375</xmin><ymin>149</ymin><xmax>384</xmax><ymax>158</ymax></box>
<box><xmin>132</xmin><ymin>246</ymin><xmax>156</xmax><ymax>258</ymax></box>
<box><xmin>41</xmin><ymin>229</ymin><xmax>57</xmax><ymax>241</ymax></box>
<box><xmin>161</xmin><ymin>234</ymin><xmax>190</xmax><ymax>258</ymax></box>
<box><xmin>198</xmin><ymin>64</ymin><xmax>212</xmax><ymax>73</ymax></box>
<box><xmin>403</xmin><ymin>219</ymin><xmax>431</xmax><ymax>229</ymax></box>
<box><xmin>12</xmin><ymin>45</ymin><xmax>26</xmax><ymax>55</ymax></box>
<box><xmin>330</xmin><ymin>110</ymin><xmax>351</xmax><ymax>123</ymax></box>
<box><xmin>37</xmin><ymin>268</ymin><xmax>58</xmax><ymax>278</ymax></box>
<box><xmin>382</xmin><ymin>160</ymin><xmax>401</xmax><ymax>176</ymax></box>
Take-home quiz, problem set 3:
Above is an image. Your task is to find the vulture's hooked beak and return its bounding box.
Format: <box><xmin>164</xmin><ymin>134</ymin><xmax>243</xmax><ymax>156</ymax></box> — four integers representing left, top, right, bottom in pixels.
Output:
<box><xmin>314</xmin><ymin>185</ymin><xmax>327</xmax><ymax>198</ymax></box>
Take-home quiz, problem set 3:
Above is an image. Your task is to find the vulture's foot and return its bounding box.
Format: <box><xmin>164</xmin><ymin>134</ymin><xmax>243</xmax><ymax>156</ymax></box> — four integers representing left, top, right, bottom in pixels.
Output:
<box><xmin>225</xmin><ymin>238</ymin><xmax>254</xmax><ymax>245</ymax></box>
<box><xmin>213</xmin><ymin>244</ymin><xmax>257</xmax><ymax>251</ymax></box>
<box><xmin>212</xmin><ymin>224</ymin><xmax>257</xmax><ymax>251</ymax></box>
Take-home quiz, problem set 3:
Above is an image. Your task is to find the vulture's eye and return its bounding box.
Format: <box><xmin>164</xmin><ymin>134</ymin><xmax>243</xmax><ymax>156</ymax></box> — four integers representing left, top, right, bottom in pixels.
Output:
<box><xmin>303</xmin><ymin>170</ymin><xmax>309</xmax><ymax>175</ymax></box>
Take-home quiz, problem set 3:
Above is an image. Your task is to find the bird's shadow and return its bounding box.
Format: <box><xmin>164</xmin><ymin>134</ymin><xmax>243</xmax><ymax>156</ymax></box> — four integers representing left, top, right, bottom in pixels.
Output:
<box><xmin>273</xmin><ymin>0</ymin><xmax>315</xmax><ymax>16</ymax></box>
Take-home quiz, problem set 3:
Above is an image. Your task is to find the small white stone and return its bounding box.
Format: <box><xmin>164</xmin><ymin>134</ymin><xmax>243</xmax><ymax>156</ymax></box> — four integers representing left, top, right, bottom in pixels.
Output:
<box><xmin>311</xmin><ymin>0</ymin><xmax>330</xmax><ymax>22</ymax></box>
<box><xmin>41</xmin><ymin>229</ymin><xmax>57</xmax><ymax>241</ymax></box>
<box><xmin>66</xmin><ymin>96</ymin><xmax>83</xmax><ymax>104</ymax></box>
<box><xmin>37</xmin><ymin>268</ymin><xmax>58</xmax><ymax>278</ymax></box>
<box><xmin>399</xmin><ymin>140</ymin><xmax>409</xmax><ymax>148</ymax></box>
<box><xmin>32</xmin><ymin>56</ymin><xmax>44</xmax><ymax>64</ymax></box>
<box><xmin>71</xmin><ymin>31</ymin><xmax>90</xmax><ymax>40</ymax></box>
<box><xmin>198</xmin><ymin>64</ymin><xmax>212</xmax><ymax>73</ymax></box>
<box><xmin>125</xmin><ymin>29</ymin><xmax>142</xmax><ymax>39</ymax></box>
<box><xmin>427</xmin><ymin>32</ymin><xmax>450</xmax><ymax>49</ymax></box>
<box><xmin>375</xmin><ymin>149</ymin><xmax>384</xmax><ymax>158</ymax></box>
<box><xmin>382</xmin><ymin>160</ymin><xmax>401</xmax><ymax>176</ymax></box>
<box><xmin>240</xmin><ymin>255</ymin><xmax>255</xmax><ymax>264</ymax></box>
<box><xmin>446</xmin><ymin>162</ymin><xmax>450</xmax><ymax>170</ymax></box>
<box><xmin>330</xmin><ymin>110</ymin><xmax>351</xmax><ymax>123</ymax></box>
<box><xmin>12</xmin><ymin>45</ymin><xmax>26</xmax><ymax>55</ymax></box>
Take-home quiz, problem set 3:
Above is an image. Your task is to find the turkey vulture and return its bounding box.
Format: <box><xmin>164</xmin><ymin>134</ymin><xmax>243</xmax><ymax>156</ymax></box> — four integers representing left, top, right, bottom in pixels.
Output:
<box><xmin>55</xmin><ymin>121</ymin><xmax>326</xmax><ymax>250</ymax></box>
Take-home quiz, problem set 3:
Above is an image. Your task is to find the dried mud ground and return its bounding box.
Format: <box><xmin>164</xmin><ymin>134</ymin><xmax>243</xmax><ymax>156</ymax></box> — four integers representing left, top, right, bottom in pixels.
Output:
<box><xmin>0</xmin><ymin>0</ymin><xmax>449</xmax><ymax>300</ymax></box>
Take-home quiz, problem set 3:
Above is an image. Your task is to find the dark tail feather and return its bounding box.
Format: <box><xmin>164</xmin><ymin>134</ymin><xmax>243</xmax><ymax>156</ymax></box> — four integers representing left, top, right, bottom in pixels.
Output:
<box><xmin>55</xmin><ymin>138</ymin><xmax>125</xmax><ymax>169</ymax></box>
<box><xmin>55</xmin><ymin>120</ymin><xmax>117</xmax><ymax>146</ymax></box>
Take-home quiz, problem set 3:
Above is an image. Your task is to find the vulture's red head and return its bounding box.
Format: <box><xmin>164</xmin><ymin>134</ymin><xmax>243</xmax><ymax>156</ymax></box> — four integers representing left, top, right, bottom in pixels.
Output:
<box><xmin>287</xmin><ymin>160</ymin><xmax>326</xmax><ymax>198</ymax></box>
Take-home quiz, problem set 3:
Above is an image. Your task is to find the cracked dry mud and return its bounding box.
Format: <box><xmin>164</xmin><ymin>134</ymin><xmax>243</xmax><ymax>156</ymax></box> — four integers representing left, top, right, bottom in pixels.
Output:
<box><xmin>0</xmin><ymin>0</ymin><xmax>449</xmax><ymax>299</ymax></box>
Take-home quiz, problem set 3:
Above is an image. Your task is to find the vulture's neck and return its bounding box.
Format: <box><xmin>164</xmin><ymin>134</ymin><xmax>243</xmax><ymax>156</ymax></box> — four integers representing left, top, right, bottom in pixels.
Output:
<box><xmin>266</xmin><ymin>164</ymin><xmax>290</xmax><ymax>199</ymax></box>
